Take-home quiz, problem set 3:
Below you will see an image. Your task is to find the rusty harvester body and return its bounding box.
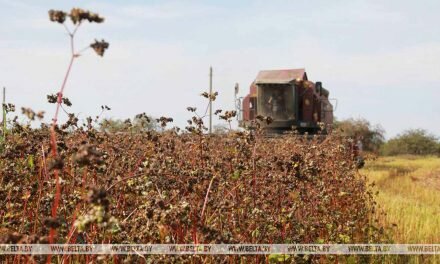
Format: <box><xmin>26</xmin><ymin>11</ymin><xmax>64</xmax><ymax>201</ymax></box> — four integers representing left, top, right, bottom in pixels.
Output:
<box><xmin>236</xmin><ymin>68</ymin><xmax>334</xmax><ymax>134</ymax></box>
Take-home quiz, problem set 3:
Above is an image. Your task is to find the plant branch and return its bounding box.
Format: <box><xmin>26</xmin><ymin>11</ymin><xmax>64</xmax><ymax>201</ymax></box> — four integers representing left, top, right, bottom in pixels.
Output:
<box><xmin>48</xmin><ymin>25</ymin><xmax>79</xmax><ymax>245</ymax></box>
<box><xmin>1</xmin><ymin>87</ymin><xmax>6</xmax><ymax>142</ymax></box>
<box><xmin>62</xmin><ymin>23</ymin><xmax>72</xmax><ymax>36</ymax></box>
<box><xmin>76</xmin><ymin>46</ymin><xmax>91</xmax><ymax>56</ymax></box>
<box><xmin>201</xmin><ymin>175</ymin><xmax>216</xmax><ymax>220</ymax></box>
<box><xmin>60</xmin><ymin>104</ymin><xmax>70</xmax><ymax>116</ymax></box>
<box><xmin>72</xmin><ymin>23</ymin><xmax>81</xmax><ymax>36</ymax></box>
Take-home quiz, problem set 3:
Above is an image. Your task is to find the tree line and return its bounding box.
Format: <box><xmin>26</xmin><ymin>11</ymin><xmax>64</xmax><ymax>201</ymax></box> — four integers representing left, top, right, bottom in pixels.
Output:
<box><xmin>334</xmin><ymin>118</ymin><xmax>440</xmax><ymax>156</ymax></box>
<box><xmin>99</xmin><ymin>116</ymin><xmax>439</xmax><ymax>156</ymax></box>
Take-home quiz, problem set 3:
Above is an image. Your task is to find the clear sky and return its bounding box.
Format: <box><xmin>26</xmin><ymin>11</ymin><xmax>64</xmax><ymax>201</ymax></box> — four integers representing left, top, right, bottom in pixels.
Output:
<box><xmin>1</xmin><ymin>0</ymin><xmax>439</xmax><ymax>138</ymax></box>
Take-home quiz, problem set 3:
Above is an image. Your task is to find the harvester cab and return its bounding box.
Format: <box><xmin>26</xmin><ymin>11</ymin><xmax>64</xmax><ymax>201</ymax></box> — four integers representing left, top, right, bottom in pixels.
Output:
<box><xmin>236</xmin><ymin>69</ymin><xmax>334</xmax><ymax>134</ymax></box>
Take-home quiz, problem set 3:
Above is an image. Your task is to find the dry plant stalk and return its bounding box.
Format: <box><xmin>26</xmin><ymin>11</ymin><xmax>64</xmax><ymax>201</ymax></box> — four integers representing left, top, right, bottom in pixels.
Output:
<box><xmin>47</xmin><ymin>8</ymin><xmax>109</xmax><ymax>245</ymax></box>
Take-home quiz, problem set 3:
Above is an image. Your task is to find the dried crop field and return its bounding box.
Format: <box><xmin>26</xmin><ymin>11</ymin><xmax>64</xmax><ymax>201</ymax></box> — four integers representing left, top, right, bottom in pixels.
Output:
<box><xmin>363</xmin><ymin>156</ymin><xmax>440</xmax><ymax>244</ymax></box>
<box><xmin>0</xmin><ymin>122</ymin><xmax>383</xmax><ymax>263</ymax></box>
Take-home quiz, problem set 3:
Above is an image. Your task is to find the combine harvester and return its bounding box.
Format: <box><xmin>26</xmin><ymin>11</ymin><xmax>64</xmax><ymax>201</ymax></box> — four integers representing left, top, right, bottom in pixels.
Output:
<box><xmin>235</xmin><ymin>68</ymin><xmax>364</xmax><ymax>167</ymax></box>
<box><xmin>236</xmin><ymin>68</ymin><xmax>334</xmax><ymax>134</ymax></box>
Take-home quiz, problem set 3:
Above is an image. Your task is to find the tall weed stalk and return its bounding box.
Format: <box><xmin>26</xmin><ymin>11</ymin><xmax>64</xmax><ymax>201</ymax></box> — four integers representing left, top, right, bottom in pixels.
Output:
<box><xmin>46</xmin><ymin>8</ymin><xmax>109</xmax><ymax>245</ymax></box>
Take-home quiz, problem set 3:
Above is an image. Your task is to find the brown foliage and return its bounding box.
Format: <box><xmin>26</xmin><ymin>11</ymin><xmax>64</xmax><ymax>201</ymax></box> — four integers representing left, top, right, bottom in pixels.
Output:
<box><xmin>0</xmin><ymin>118</ymin><xmax>385</xmax><ymax>262</ymax></box>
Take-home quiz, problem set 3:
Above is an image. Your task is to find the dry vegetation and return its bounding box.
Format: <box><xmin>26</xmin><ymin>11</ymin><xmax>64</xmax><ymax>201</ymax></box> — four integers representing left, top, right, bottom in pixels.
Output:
<box><xmin>0</xmin><ymin>113</ymin><xmax>385</xmax><ymax>262</ymax></box>
<box><xmin>362</xmin><ymin>156</ymin><xmax>440</xmax><ymax>263</ymax></box>
<box><xmin>2</xmin><ymin>6</ymin><xmax>438</xmax><ymax>264</ymax></box>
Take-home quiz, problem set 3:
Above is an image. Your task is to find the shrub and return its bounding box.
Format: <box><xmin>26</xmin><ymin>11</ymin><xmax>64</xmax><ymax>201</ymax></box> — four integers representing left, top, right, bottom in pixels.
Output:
<box><xmin>99</xmin><ymin>115</ymin><xmax>158</xmax><ymax>133</ymax></box>
<box><xmin>381</xmin><ymin>129</ymin><xmax>439</xmax><ymax>156</ymax></box>
<box><xmin>333</xmin><ymin>117</ymin><xmax>385</xmax><ymax>153</ymax></box>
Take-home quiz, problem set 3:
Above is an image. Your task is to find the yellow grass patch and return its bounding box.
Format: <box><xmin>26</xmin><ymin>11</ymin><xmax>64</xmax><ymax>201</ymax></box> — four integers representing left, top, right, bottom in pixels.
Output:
<box><xmin>363</xmin><ymin>156</ymin><xmax>440</xmax><ymax>243</ymax></box>
<box><xmin>362</xmin><ymin>156</ymin><xmax>440</xmax><ymax>263</ymax></box>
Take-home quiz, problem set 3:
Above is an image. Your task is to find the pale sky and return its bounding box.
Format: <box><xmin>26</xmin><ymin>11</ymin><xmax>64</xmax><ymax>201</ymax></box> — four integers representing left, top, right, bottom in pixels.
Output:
<box><xmin>1</xmin><ymin>0</ymin><xmax>439</xmax><ymax>138</ymax></box>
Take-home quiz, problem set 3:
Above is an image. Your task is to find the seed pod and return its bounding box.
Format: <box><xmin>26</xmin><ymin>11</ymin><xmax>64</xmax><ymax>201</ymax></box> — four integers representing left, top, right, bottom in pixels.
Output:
<box><xmin>90</xmin><ymin>39</ymin><xmax>110</xmax><ymax>57</ymax></box>
<box><xmin>49</xmin><ymin>10</ymin><xmax>67</xmax><ymax>23</ymax></box>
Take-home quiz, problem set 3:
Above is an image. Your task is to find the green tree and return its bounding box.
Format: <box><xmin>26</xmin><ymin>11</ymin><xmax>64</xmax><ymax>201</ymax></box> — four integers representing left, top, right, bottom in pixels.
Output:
<box><xmin>381</xmin><ymin>129</ymin><xmax>439</xmax><ymax>156</ymax></box>
<box><xmin>333</xmin><ymin>117</ymin><xmax>385</xmax><ymax>153</ymax></box>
